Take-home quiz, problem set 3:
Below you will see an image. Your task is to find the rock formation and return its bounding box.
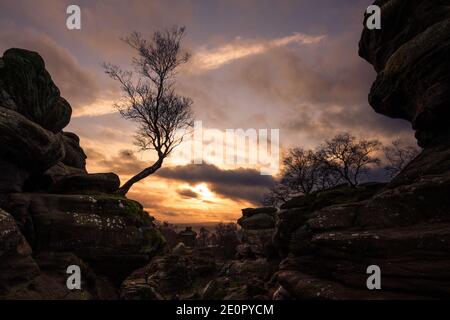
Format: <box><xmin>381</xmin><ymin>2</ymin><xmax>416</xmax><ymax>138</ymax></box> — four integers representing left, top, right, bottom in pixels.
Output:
<box><xmin>236</xmin><ymin>207</ymin><xmax>277</xmax><ymax>258</ymax></box>
<box><xmin>0</xmin><ymin>48</ymin><xmax>164</xmax><ymax>299</ymax></box>
<box><xmin>270</xmin><ymin>0</ymin><xmax>450</xmax><ymax>299</ymax></box>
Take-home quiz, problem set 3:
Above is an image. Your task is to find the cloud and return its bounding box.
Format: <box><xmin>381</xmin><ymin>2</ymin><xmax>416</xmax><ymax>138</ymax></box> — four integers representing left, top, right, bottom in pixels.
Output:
<box><xmin>155</xmin><ymin>163</ymin><xmax>275</xmax><ymax>203</ymax></box>
<box><xmin>84</xmin><ymin>148</ymin><xmax>148</xmax><ymax>176</ymax></box>
<box><xmin>177</xmin><ymin>188</ymin><xmax>199</xmax><ymax>199</ymax></box>
<box><xmin>190</xmin><ymin>32</ymin><xmax>325</xmax><ymax>72</ymax></box>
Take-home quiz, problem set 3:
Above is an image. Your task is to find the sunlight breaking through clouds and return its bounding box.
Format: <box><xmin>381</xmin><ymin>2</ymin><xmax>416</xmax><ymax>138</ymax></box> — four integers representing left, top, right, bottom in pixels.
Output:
<box><xmin>191</xmin><ymin>32</ymin><xmax>326</xmax><ymax>72</ymax></box>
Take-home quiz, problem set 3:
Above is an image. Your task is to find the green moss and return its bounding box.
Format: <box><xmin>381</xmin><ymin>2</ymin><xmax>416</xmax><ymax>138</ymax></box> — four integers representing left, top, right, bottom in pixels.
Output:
<box><xmin>90</xmin><ymin>194</ymin><xmax>150</xmax><ymax>224</ymax></box>
<box><xmin>91</xmin><ymin>193</ymin><xmax>127</xmax><ymax>201</ymax></box>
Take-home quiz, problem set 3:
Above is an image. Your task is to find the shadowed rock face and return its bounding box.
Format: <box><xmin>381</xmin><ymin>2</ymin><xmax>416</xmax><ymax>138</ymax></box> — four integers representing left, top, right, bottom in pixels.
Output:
<box><xmin>359</xmin><ymin>0</ymin><xmax>450</xmax><ymax>148</ymax></box>
<box><xmin>0</xmin><ymin>48</ymin><xmax>165</xmax><ymax>299</ymax></box>
<box><xmin>0</xmin><ymin>48</ymin><xmax>71</xmax><ymax>133</ymax></box>
<box><xmin>269</xmin><ymin>0</ymin><xmax>450</xmax><ymax>300</ymax></box>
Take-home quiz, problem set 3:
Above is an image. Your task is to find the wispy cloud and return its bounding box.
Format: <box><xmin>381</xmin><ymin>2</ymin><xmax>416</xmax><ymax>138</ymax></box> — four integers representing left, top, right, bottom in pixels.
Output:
<box><xmin>191</xmin><ymin>32</ymin><xmax>325</xmax><ymax>72</ymax></box>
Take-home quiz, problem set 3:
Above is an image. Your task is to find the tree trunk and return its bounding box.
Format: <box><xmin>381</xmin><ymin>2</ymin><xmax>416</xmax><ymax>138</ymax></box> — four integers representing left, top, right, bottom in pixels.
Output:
<box><xmin>116</xmin><ymin>157</ymin><xmax>164</xmax><ymax>196</ymax></box>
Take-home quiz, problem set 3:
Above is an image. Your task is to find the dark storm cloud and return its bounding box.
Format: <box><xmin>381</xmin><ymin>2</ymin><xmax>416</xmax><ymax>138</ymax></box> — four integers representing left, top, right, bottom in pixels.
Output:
<box><xmin>156</xmin><ymin>163</ymin><xmax>275</xmax><ymax>203</ymax></box>
<box><xmin>177</xmin><ymin>189</ymin><xmax>200</xmax><ymax>199</ymax></box>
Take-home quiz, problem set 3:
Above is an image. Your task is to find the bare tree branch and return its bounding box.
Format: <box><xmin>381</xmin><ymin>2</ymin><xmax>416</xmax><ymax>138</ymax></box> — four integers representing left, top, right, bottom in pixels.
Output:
<box><xmin>103</xmin><ymin>26</ymin><xmax>193</xmax><ymax>196</ymax></box>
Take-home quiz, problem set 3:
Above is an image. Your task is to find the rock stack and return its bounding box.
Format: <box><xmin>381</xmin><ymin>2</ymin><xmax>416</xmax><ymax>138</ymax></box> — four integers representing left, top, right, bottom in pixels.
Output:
<box><xmin>0</xmin><ymin>48</ymin><xmax>164</xmax><ymax>299</ymax></box>
<box><xmin>236</xmin><ymin>207</ymin><xmax>277</xmax><ymax>258</ymax></box>
<box><xmin>272</xmin><ymin>0</ymin><xmax>450</xmax><ymax>299</ymax></box>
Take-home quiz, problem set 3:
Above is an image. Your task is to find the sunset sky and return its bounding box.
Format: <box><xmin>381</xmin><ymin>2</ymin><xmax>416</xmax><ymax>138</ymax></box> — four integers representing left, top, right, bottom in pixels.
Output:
<box><xmin>0</xmin><ymin>0</ymin><xmax>415</xmax><ymax>223</ymax></box>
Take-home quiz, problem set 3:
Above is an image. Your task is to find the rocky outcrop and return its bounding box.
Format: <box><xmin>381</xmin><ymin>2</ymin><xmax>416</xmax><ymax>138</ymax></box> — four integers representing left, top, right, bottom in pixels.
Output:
<box><xmin>201</xmin><ymin>258</ymin><xmax>278</xmax><ymax>300</ymax></box>
<box><xmin>271</xmin><ymin>0</ymin><xmax>450</xmax><ymax>299</ymax></box>
<box><xmin>0</xmin><ymin>48</ymin><xmax>164</xmax><ymax>299</ymax></box>
<box><xmin>0</xmin><ymin>106</ymin><xmax>65</xmax><ymax>173</ymax></box>
<box><xmin>237</xmin><ymin>207</ymin><xmax>277</xmax><ymax>258</ymax></box>
<box><xmin>121</xmin><ymin>246</ymin><xmax>218</xmax><ymax>300</ymax></box>
<box><xmin>61</xmin><ymin>132</ymin><xmax>87</xmax><ymax>170</ymax></box>
<box><xmin>3</xmin><ymin>193</ymin><xmax>164</xmax><ymax>281</ymax></box>
<box><xmin>273</xmin><ymin>183</ymin><xmax>384</xmax><ymax>256</ymax></box>
<box><xmin>0</xmin><ymin>48</ymin><xmax>71</xmax><ymax>133</ymax></box>
<box><xmin>0</xmin><ymin>209</ymin><xmax>117</xmax><ymax>299</ymax></box>
<box><xmin>359</xmin><ymin>0</ymin><xmax>450</xmax><ymax>148</ymax></box>
<box><xmin>48</xmin><ymin>173</ymin><xmax>120</xmax><ymax>194</ymax></box>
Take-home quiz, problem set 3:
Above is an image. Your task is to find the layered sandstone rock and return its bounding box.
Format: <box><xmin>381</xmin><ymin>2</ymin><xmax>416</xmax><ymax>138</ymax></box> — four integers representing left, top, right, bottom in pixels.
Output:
<box><xmin>359</xmin><ymin>0</ymin><xmax>450</xmax><ymax>148</ymax></box>
<box><xmin>0</xmin><ymin>48</ymin><xmax>164</xmax><ymax>299</ymax></box>
<box><xmin>272</xmin><ymin>0</ymin><xmax>450</xmax><ymax>299</ymax></box>
<box><xmin>236</xmin><ymin>207</ymin><xmax>277</xmax><ymax>258</ymax></box>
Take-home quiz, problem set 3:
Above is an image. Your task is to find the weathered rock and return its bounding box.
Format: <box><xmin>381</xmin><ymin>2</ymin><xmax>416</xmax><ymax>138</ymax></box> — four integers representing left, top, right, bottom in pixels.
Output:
<box><xmin>242</xmin><ymin>207</ymin><xmax>277</xmax><ymax>218</ymax></box>
<box><xmin>0</xmin><ymin>159</ymin><xmax>29</xmax><ymax>193</ymax></box>
<box><xmin>237</xmin><ymin>228</ymin><xmax>274</xmax><ymax>258</ymax></box>
<box><xmin>273</xmin><ymin>183</ymin><xmax>384</xmax><ymax>256</ymax></box>
<box><xmin>201</xmin><ymin>259</ymin><xmax>277</xmax><ymax>300</ymax></box>
<box><xmin>0</xmin><ymin>47</ymin><xmax>165</xmax><ymax>300</ymax></box>
<box><xmin>49</xmin><ymin>173</ymin><xmax>120</xmax><ymax>194</ymax></box>
<box><xmin>0</xmin><ymin>48</ymin><xmax>71</xmax><ymax>133</ymax></box>
<box><xmin>0</xmin><ymin>106</ymin><xmax>65</xmax><ymax>172</ymax></box>
<box><xmin>3</xmin><ymin>193</ymin><xmax>165</xmax><ymax>282</ymax></box>
<box><xmin>34</xmin><ymin>251</ymin><xmax>118</xmax><ymax>300</ymax></box>
<box><xmin>359</xmin><ymin>0</ymin><xmax>450</xmax><ymax>147</ymax></box>
<box><xmin>0</xmin><ymin>209</ymin><xmax>40</xmax><ymax>298</ymax></box>
<box><xmin>238</xmin><ymin>213</ymin><xmax>275</xmax><ymax>230</ymax></box>
<box><xmin>121</xmin><ymin>247</ymin><xmax>217</xmax><ymax>300</ymax></box>
<box><xmin>61</xmin><ymin>132</ymin><xmax>87</xmax><ymax>170</ymax></box>
<box><xmin>275</xmin><ymin>270</ymin><xmax>426</xmax><ymax>300</ymax></box>
<box><xmin>271</xmin><ymin>0</ymin><xmax>450</xmax><ymax>299</ymax></box>
<box><xmin>236</xmin><ymin>206</ymin><xmax>278</xmax><ymax>258</ymax></box>
<box><xmin>0</xmin><ymin>209</ymin><xmax>115</xmax><ymax>300</ymax></box>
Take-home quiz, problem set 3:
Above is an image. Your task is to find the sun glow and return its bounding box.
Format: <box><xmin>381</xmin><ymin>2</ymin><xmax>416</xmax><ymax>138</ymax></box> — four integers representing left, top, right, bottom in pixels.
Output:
<box><xmin>193</xmin><ymin>183</ymin><xmax>215</xmax><ymax>201</ymax></box>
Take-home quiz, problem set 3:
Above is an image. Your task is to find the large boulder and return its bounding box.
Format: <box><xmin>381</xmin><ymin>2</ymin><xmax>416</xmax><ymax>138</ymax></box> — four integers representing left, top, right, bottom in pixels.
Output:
<box><xmin>49</xmin><ymin>173</ymin><xmax>120</xmax><ymax>194</ymax></box>
<box><xmin>237</xmin><ymin>213</ymin><xmax>275</xmax><ymax>230</ymax></box>
<box><xmin>0</xmin><ymin>209</ymin><xmax>116</xmax><ymax>299</ymax></box>
<box><xmin>3</xmin><ymin>193</ymin><xmax>165</xmax><ymax>282</ymax></box>
<box><xmin>0</xmin><ymin>209</ymin><xmax>40</xmax><ymax>298</ymax></box>
<box><xmin>61</xmin><ymin>132</ymin><xmax>87</xmax><ymax>170</ymax></box>
<box><xmin>273</xmin><ymin>183</ymin><xmax>385</xmax><ymax>256</ymax></box>
<box><xmin>0</xmin><ymin>106</ymin><xmax>65</xmax><ymax>172</ymax></box>
<box><xmin>271</xmin><ymin>0</ymin><xmax>450</xmax><ymax>299</ymax></box>
<box><xmin>0</xmin><ymin>48</ymin><xmax>71</xmax><ymax>133</ymax></box>
<box><xmin>0</xmin><ymin>160</ymin><xmax>29</xmax><ymax>193</ymax></box>
<box><xmin>236</xmin><ymin>206</ymin><xmax>278</xmax><ymax>258</ymax></box>
<box><xmin>121</xmin><ymin>247</ymin><xmax>217</xmax><ymax>300</ymax></box>
<box><xmin>359</xmin><ymin>0</ymin><xmax>450</xmax><ymax>147</ymax></box>
<box><xmin>201</xmin><ymin>258</ymin><xmax>278</xmax><ymax>300</ymax></box>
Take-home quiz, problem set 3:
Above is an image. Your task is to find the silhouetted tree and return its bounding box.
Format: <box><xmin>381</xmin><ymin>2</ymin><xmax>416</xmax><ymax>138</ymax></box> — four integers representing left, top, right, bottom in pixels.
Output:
<box><xmin>317</xmin><ymin>133</ymin><xmax>381</xmax><ymax>187</ymax></box>
<box><xmin>262</xmin><ymin>183</ymin><xmax>291</xmax><ymax>207</ymax></box>
<box><xmin>281</xmin><ymin>148</ymin><xmax>321</xmax><ymax>194</ymax></box>
<box><xmin>383</xmin><ymin>139</ymin><xmax>421</xmax><ymax>178</ymax></box>
<box><xmin>262</xmin><ymin>147</ymin><xmax>342</xmax><ymax>207</ymax></box>
<box><xmin>104</xmin><ymin>26</ymin><xmax>194</xmax><ymax>195</ymax></box>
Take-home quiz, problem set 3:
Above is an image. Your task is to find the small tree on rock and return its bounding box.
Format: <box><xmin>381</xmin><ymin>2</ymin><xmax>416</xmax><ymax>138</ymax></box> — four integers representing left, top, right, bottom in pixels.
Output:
<box><xmin>104</xmin><ymin>26</ymin><xmax>194</xmax><ymax>196</ymax></box>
